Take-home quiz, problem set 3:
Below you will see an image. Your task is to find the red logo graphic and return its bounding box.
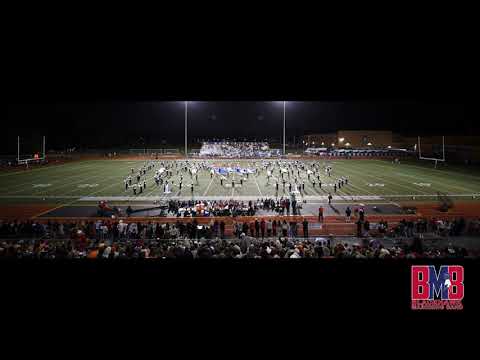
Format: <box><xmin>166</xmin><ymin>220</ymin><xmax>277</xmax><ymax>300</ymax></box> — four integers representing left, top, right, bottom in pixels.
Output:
<box><xmin>411</xmin><ymin>265</ymin><xmax>464</xmax><ymax>310</ymax></box>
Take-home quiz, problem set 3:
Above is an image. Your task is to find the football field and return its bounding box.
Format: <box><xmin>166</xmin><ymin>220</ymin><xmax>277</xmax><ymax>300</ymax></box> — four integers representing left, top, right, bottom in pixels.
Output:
<box><xmin>1</xmin><ymin>159</ymin><xmax>480</xmax><ymax>207</ymax></box>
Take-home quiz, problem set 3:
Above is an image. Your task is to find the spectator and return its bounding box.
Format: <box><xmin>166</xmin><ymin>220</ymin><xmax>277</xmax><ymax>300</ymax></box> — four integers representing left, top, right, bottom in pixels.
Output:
<box><xmin>345</xmin><ymin>207</ymin><xmax>352</xmax><ymax>222</ymax></box>
<box><xmin>302</xmin><ymin>218</ymin><xmax>309</xmax><ymax>238</ymax></box>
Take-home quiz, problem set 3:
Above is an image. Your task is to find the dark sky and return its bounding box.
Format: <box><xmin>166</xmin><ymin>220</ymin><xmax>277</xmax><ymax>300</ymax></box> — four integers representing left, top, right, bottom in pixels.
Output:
<box><xmin>4</xmin><ymin>101</ymin><xmax>473</xmax><ymax>153</ymax></box>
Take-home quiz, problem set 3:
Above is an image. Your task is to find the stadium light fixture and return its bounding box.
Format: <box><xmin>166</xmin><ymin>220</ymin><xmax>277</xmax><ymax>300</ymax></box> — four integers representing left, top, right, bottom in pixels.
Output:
<box><xmin>339</xmin><ymin>137</ymin><xmax>345</xmax><ymax>143</ymax></box>
<box><xmin>321</xmin><ymin>142</ymin><xmax>324</xmax><ymax>146</ymax></box>
<box><xmin>367</xmin><ymin>142</ymin><xmax>372</xmax><ymax>146</ymax></box>
<box><xmin>387</xmin><ymin>145</ymin><xmax>392</xmax><ymax>149</ymax></box>
<box><xmin>331</xmin><ymin>143</ymin><xmax>335</xmax><ymax>147</ymax></box>
<box><xmin>275</xmin><ymin>101</ymin><xmax>287</xmax><ymax>155</ymax></box>
<box><xmin>185</xmin><ymin>101</ymin><xmax>188</xmax><ymax>158</ymax></box>
<box><xmin>345</xmin><ymin>142</ymin><xmax>350</xmax><ymax>147</ymax></box>
<box><xmin>283</xmin><ymin>101</ymin><xmax>286</xmax><ymax>155</ymax></box>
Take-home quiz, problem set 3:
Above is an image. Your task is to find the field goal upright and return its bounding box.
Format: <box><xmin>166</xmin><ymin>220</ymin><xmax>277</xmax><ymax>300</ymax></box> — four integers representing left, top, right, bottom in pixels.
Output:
<box><xmin>418</xmin><ymin>135</ymin><xmax>445</xmax><ymax>168</ymax></box>
<box><xmin>17</xmin><ymin>135</ymin><xmax>46</xmax><ymax>167</ymax></box>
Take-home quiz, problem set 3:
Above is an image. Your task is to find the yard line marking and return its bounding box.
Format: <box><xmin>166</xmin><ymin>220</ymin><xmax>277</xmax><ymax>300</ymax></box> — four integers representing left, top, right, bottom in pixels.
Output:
<box><xmin>27</xmin><ymin>160</ymin><xmax>137</xmax><ymax>197</ymax></box>
<box><xmin>337</xmin><ymin>162</ymin><xmax>433</xmax><ymax>195</ymax></box>
<box><xmin>66</xmin><ymin>193</ymin><xmax>480</xmax><ymax>202</ymax></box>
<box><xmin>374</xmin><ymin>159</ymin><xmax>480</xmax><ymax>181</ymax></box>
<box><xmin>0</xmin><ymin>160</ymin><xmax>98</xmax><ymax>177</ymax></box>
<box><xmin>373</xmin><ymin>160</ymin><xmax>480</xmax><ymax>193</ymax></box>
<box><xmin>30</xmin><ymin>164</ymin><xmax>138</xmax><ymax>217</ymax></box>
<box><xmin>253</xmin><ymin>175</ymin><xmax>263</xmax><ymax>197</ymax></box>
<box><xmin>26</xmin><ymin>161</ymin><xmax>128</xmax><ymax>198</ymax></box>
<box><xmin>203</xmin><ymin>176</ymin><xmax>215</xmax><ymax>196</ymax></box>
<box><xmin>56</xmin><ymin>161</ymin><xmax>140</xmax><ymax>197</ymax></box>
<box><xmin>326</xmin><ymin>162</ymin><xmax>417</xmax><ymax>208</ymax></box>
<box><xmin>0</xmin><ymin>162</ymin><xmax>104</xmax><ymax>194</ymax></box>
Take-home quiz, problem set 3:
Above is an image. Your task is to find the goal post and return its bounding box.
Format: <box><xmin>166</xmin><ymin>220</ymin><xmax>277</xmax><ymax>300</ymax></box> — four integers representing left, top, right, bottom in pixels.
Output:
<box><xmin>17</xmin><ymin>135</ymin><xmax>46</xmax><ymax>166</ymax></box>
<box><xmin>418</xmin><ymin>136</ymin><xmax>445</xmax><ymax>168</ymax></box>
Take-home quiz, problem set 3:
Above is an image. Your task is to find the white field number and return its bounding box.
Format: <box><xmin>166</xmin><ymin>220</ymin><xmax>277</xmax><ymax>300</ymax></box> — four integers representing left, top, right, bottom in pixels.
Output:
<box><xmin>413</xmin><ymin>183</ymin><xmax>431</xmax><ymax>187</ymax></box>
<box><xmin>33</xmin><ymin>184</ymin><xmax>52</xmax><ymax>188</ymax></box>
<box><xmin>78</xmin><ymin>184</ymin><xmax>99</xmax><ymax>188</ymax></box>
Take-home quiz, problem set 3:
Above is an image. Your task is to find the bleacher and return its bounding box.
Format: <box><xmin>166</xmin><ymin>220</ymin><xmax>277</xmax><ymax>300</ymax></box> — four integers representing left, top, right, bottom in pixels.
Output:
<box><xmin>305</xmin><ymin>147</ymin><xmax>412</xmax><ymax>157</ymax></box>
<box><xmin>199</xmin><ymin>141</ymin><xmax>281</xmax><ymax>158</ymax></box>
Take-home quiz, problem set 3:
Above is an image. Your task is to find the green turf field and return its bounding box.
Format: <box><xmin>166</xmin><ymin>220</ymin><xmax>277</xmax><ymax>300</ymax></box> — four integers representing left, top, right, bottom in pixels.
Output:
<box><xmin>1</xmin><ymin>159</ymin><xmax>480</xmax><ymax>205</ymax></box>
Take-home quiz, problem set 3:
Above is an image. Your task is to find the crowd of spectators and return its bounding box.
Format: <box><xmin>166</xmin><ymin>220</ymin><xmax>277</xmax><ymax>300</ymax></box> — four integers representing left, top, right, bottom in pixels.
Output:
<box><xmin>364</xmin><ymin>217</ymin><xmax>471</xmax><ymax>238</ymax></box>
<box><xmin>1</xmin><ymin>216</ymin><xmax>478</xmax><ymax>259</ymax></box>
<box><xmin>0</xmin><ymin>234</ymin><xmax>473</xmax><ymax>259</ymax></box>
<box><xmin>1</xmin><ymin>216</ymin><xmax>476</xmax><ymax>242</ymax></box>
<box><xmin>199</xmin><ymin>142</ymin><xmax>281</xmax><ymax>158</ymax></box>
<box><xmin>166</xmin><ymin>198</ymin><xmax>289</xmax><ymax>217</ymax></box>
<box><xmin>0</xmin><ymin>219</ymin><xmax>223</xmax><ymax>241</ymax></box>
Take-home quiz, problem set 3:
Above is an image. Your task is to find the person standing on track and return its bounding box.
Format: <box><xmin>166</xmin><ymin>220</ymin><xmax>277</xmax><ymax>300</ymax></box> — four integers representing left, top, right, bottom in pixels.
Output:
<box><xmin>318</xmin><ymin>206</ymin><xmax>324</xmax><ymax>222</ymax></box>
<box><xmin>345</xmin><ymin>206</ymin><xmax>352</xmax><ymax>222</ymax></box>
<box><xmin>303</xmin><ymin>218</ymin><xmax>309</xmax><ymax>238</ymax></box>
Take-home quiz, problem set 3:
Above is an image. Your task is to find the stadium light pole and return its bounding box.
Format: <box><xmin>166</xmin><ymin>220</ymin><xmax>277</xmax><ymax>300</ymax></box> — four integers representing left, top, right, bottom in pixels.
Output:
<box><xmin>185</xmin><ymin>101</ymin><xmax>188</xmax><ymax>158</ymax></box>
<box><xmin>283</xmin><ymin>101</ymin><xmax>286</xmax><ymax>156</ymax></box>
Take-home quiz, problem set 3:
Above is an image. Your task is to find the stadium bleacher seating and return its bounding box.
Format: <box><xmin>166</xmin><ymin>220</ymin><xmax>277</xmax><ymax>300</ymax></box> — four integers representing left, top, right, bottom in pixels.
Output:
<box><xmin>199</xmin><ymin>141</ymin><xmax>281</xmax><ymax>158</ymax></box>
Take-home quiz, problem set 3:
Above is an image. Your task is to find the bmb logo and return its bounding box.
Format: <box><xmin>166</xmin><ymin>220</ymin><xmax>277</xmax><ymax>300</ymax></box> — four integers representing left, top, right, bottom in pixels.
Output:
<box><xmin>411</xmin><ymin>266</ymin><xmax>464</xmax><ymax>310</ymax></box>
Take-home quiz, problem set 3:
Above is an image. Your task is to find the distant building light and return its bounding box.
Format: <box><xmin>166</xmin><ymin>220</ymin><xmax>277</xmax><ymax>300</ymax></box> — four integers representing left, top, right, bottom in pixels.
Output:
<box><xmin>339</xmin><ymin>138</ymin><xmax>345</xmax><ymax>143</ymax></box>
<box><xmin>321</xmin><ymin>142</ymin><xmax>325</xmax><ymax>146</ymax></box>
<box><xmin>387</xmin><ymin>145</ymin><xmax>392</xmax><ymax>149</ymax></box>
<box><xmin>331</xmin><ymin>143</ymin><xmax>335</xmax><ymax>147</ymax></box>
<box><xmin>345</xmin><ymin>142</ymin><xmax>351</xmax><ymax>146</ymax></box>
<box><xmin>367</xmin><ymin>142</ymin><xmax>372</xmax><ymax>146</ymax></box>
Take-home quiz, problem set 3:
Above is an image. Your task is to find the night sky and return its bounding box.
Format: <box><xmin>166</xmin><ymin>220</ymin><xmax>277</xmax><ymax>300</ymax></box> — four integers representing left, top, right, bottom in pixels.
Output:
<box><xmin>4</xmin><ymin>101</ymin><xmax>472</xmax><ymax>154</ymax></box>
